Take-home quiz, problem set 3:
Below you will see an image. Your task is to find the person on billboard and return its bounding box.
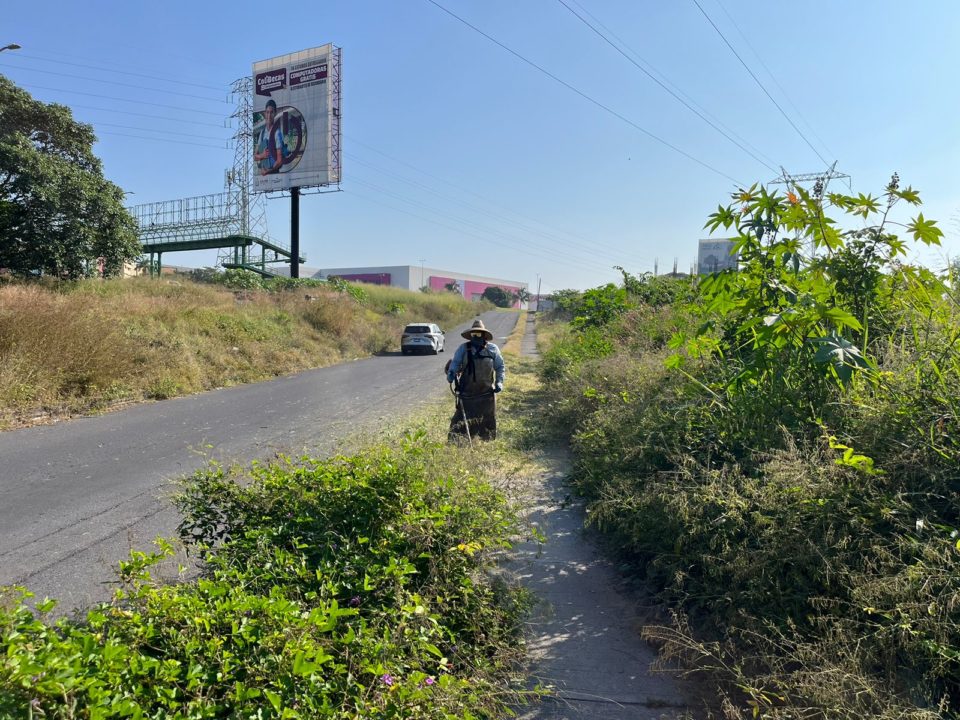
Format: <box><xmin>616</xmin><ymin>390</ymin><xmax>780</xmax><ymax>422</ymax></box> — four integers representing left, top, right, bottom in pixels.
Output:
<box><xmin>254</xmin><ymin>99</ymin><xmax>286</xmax><ymax>175</ymax></box>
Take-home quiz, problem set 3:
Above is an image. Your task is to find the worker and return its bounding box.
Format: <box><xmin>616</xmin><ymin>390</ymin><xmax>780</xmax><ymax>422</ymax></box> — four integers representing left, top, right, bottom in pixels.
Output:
<box><xmin>446</xmin><ymin>319</ymin><xmax>505</xmax><ymax>441</ymax></box>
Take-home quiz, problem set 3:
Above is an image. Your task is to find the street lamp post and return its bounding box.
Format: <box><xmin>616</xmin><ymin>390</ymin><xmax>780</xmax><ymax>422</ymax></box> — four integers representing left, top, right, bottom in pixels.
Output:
<box><xmin>0</xmin><ymin>44</ymin><xmax>22</xmax><ymax>53</ymax></box>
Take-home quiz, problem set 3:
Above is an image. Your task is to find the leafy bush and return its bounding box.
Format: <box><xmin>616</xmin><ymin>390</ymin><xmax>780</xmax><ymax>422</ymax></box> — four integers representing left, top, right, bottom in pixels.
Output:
<box><xmin>534</xmin><ymin>179</ymin><xmax>960</xmax><ymax>716</ymax></box>
<box><xmin>219</xmin><ymin>268</ymin><xmax>265</xmax><ymax>290</ymax></box>
<box><xmin>327</xmin><ymin>276</ymin><xmax>368</xmax><ymax>304</ymax></box>
<box><xmin>0</xmin><ymin>439</ymin><xmax>531</xmax><ymax>718</ymax></box>
<box><xmin>481</xmin><ymin>286</ymin><xmax>513</xmax><ymax>308</ymax></box>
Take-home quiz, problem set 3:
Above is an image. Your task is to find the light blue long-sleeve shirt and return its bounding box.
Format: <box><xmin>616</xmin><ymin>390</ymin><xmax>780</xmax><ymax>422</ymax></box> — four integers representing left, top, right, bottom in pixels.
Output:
<box><xmin>446</xmin><ymin>341</ymin><xmax>505</xmax><ymax>388</ymax></box>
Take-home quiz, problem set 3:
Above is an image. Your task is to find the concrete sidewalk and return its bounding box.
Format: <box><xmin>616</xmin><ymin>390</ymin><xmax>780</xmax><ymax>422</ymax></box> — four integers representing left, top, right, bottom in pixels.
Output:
<box><xmin>507</xmin><ymin>316</ymin><xmax>694</xmax><ymax>719</ymax></box>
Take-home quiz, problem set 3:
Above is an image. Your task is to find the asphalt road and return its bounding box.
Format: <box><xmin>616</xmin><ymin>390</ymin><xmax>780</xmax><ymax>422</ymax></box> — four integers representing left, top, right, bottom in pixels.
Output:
<box><xmin>0</xmin><ymin>310</ymin><xmax>518</xmax><ymax>612</ymax></box>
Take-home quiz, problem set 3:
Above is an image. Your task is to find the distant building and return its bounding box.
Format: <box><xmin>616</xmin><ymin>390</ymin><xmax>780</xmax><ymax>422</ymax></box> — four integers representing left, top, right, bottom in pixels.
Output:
<box><xmin>697</xmin><ymin>239</ymin><xmax>738</xmax><ymax>274</ymax></box>
<box><xmin>532</xmin><ymin>294</ymin><xmax>555</xmax><ymax>312</ymax></box>
<box><xmin>298</xmin><ymin>265</ymin><xmax>528</xmax><ymax>308</ymax></box>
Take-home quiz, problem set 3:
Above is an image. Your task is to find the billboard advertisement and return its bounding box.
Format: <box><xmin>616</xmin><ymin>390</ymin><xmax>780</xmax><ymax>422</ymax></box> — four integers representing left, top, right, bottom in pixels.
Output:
<box><xmin>252</xmin><ymin>44</ymin><xmax>341</xmax><ymax>193</ymax></box>
<box><xmin>698</xmin><ymin>238</ymin><xmax>739</xmax><ymax>274</ymax></box>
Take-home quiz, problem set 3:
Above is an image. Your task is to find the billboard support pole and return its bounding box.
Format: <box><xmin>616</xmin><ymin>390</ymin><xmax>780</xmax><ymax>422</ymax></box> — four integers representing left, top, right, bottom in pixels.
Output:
<box><xmin>290</xmin><ymin>186</ymin><xmax>300</xmax><ymax>278</ymax></box>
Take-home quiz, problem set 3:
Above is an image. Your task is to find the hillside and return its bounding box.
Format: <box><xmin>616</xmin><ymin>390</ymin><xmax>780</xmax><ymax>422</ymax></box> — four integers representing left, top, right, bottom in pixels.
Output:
<box><xmin>0</xmin><ymin>277</ymin><xmax>482</xmax><ymax>429</ymax></box>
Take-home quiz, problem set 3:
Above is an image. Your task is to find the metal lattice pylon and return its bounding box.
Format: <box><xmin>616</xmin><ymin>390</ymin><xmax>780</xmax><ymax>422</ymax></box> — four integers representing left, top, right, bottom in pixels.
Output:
<box><xmin>220</xmin><ymin>77</ymin><xmax>271</xmax><ymax>266</ymax></box>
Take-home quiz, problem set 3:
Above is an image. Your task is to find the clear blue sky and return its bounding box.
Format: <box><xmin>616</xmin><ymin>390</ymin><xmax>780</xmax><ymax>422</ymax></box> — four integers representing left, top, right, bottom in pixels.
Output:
<box><xmin>4</xmin><ymin>1</ymin><xmax>959</xmax><ymax>291</ymax></box>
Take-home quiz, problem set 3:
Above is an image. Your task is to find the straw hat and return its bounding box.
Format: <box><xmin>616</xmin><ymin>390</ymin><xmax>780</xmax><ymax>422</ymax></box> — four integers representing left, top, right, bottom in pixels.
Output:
<box><xmin>461</xmin><ymin>319</ymin><xmax>493</xmax><ymax>341</ymax></box>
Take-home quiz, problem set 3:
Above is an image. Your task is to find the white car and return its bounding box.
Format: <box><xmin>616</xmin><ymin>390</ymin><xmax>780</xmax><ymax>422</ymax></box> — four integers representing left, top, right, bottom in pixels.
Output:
<box><xmin>401</xmin><ymin>323</ymin><xmax>445</xmax><ymax>355</ymax></box>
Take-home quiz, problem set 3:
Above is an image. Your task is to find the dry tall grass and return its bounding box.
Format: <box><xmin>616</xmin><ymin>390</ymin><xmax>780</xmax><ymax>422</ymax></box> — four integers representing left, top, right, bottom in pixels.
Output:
<box><xmin>0</xmin><ymin>278</ymin><xmax>480</xmax><ymax>428</ymax></box>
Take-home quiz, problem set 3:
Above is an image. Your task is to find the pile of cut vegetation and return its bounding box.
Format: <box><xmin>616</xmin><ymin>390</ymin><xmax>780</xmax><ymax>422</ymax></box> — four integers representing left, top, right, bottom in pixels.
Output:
<box><xmin>0</xmin><ymin>275</ymin><xmax>481</xmax><ymax>428</ymax></box>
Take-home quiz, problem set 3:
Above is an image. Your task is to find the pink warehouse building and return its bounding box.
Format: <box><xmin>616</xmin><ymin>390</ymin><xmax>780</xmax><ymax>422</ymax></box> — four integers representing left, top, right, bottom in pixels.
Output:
<box><xmin>302</xmin><ymin>265</ymin><xmax>528</xmax><ymax>308</ymax></box>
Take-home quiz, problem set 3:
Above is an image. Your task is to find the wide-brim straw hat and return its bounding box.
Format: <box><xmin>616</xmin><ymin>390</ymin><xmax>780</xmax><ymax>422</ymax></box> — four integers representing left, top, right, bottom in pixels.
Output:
<box><xmin>461</xmin><ymin>319</ymin><xmax>493</xmax><ymax>341</ymax></box>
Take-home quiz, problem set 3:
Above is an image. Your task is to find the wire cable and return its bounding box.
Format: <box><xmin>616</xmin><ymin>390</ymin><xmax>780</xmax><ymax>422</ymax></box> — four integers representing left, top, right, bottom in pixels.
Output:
<box><xmin>345</xmin><ymin>186</ymin><xmax>618</xmax><ymax>277</ymax></box>
<box><xmin>423</xmin><ymin>0</ymin><xmax>745</xmax><ymax>186</ymax></box>
<box><xmin>0</xmin><ymin>61</ymin><xmax>230</xmax><ymax>104</ymax></box>
<box><xmin>90</xmin><ymin>121</ymin><xmax>229</xmax><ymax>143</ymax></box>
<box><xmin>346</xmin><ymin>151</ymin><xmax>652</xmax><ymax>268</ymax></box>
<box><xmin>68</xmin><ymin>103</ymin><xmax>228</xmax><ymax>129</ymax></box>
<box><xmin>95</xmin><ymin>131</ymin><xmax>226</xmax><ymax>150</ymax></box>
<box><xmin>11</xmin><ymin>51</ymin><xmax>228</xmax><ymax>92</ymax></box>
<box><xmin>345</xmin><ymin>134</ymin><xmax>653</xmax><ymax>267</ymax></box>
<box><xmin>16</xmin><ymin>83</ymin><xmax>227</xmax><ymax>117</ymax></box>
<box><xmin>350</xmin><ymin>176</ymin><xmax>618</xmax><ymax>274</ymax></box>
<box><xmin>691</xmin><ymin>0</ymin><xmax>830</xmax><ymax>167</ymax></box>
<box><xmin>566</xmin><ymin>0</ymin><xmax>778</xmax><ymax>169</ymax></box>
<box><xmin>556</xmin><ymin>0</ymin><xmax>777</xmax><ymax>173</ymax></box>
<box><xmin>712</xmin><ymin>0</ymin><xmax>835</xmax><ymax>161</ymax></box>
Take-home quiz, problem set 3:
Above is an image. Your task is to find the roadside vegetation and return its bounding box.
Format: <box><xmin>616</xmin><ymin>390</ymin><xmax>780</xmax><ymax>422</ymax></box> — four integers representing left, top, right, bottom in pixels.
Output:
<box><xmin>0</xmin><ymin>274</ymin><xmax>483</xmax><ymax>429</ymax></box>
<box><xmin>534</xmin><ymin>178</ymin><xmax>959</xmax><ymax>717</ymax></box>
<box><xmin>0</xmin><ymin>434</ymin><xmax>533</xmax><ymax>718</ymax></box>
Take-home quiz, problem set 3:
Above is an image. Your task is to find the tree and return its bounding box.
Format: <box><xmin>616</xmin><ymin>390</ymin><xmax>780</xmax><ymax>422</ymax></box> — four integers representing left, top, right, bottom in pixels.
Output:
<box><xmin>481</xmin><ymin>285</ymin><xmax>513</xmax><ymax>308</ymax></box>
<box><xmin>444</xmin><ymin>280</ymin><xmax>461</xmax><ymax>294</ymax></box>
<box><xmin>515</xmin><ymin>287</ymin><xmax>530</xmax><ymax>304</ymax></box>
<box><xmin>0</xmin><ymin>77</ymin><xmax>140</xmax><ymax>278</ymax></box>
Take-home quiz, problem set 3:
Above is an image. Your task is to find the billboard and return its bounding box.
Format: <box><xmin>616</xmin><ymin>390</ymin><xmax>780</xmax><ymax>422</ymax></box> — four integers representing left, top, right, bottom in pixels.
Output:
<box><xmin>252</xmin><ymin>44</ymin><xmax>341</xmax><ymax>193</ymax></box>
<box><xmin>698</xmin><ymin>239</ymin><xmax>738</xmax><ymax>274</ymax></box>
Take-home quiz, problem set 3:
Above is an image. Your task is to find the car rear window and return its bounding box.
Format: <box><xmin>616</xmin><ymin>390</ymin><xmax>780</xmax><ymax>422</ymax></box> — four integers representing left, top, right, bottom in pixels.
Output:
<box><xmin>404</xmin><ymin>325</ymin><xmax>431</xmax><ymax>334</ymax></box>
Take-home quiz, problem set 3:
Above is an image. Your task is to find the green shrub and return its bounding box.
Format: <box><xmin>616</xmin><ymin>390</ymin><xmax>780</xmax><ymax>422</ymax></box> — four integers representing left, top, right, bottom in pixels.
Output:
<box><xmin>0</xmin><ymin>440</ymin><xmax>531</xmax><ymax>718</ymax></box>
<box><xmin>533</xmin><ymin>178</ymin><xmax>960</xmax><ymax>716</ymax></box>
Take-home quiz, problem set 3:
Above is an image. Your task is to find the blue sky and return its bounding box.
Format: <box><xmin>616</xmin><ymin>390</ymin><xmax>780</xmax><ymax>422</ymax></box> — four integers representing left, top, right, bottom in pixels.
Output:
<box><xmin>4</xmin><ymin>1</ymin><xmax>959</xmax><ymax>291</ymax></box>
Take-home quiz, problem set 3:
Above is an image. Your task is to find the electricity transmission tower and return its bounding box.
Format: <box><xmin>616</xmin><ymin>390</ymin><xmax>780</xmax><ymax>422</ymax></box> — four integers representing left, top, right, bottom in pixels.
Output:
<box><xmin>768</xmin><ymin>161</ymin><xmax>851</xmax><ymax>196</ymax></box>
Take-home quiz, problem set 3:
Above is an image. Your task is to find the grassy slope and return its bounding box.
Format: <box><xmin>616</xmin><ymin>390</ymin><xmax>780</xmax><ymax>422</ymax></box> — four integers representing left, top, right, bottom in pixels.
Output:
<box><xmin>0</xmin><ymin>343</ymin><xmax>551</xmax><ymax>719</ymax></box>
<box><xmin>532</xmin><ymin>300</ymin><xmax>960</xmax><ymax>718</ymax></box>
<box><xmin>0</xmin><ymin>278</ymin><xmax>483</xmax><ymax>429</ymax></box>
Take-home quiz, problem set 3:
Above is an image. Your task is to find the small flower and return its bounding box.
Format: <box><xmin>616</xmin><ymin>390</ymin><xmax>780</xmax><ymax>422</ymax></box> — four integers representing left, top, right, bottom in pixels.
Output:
<box><xmin>424</xmin><ymin>676</ymin><xmax>435</xmax><ymax>686</ymax></box>
<box><xmin>30</xmin><ymin>698</ymin><xmax>41</xmax><ymax>709</ymax></box>
<box><xmin>380</xmin><ymin>673</ymin><xmax>394</xmax><ymax>686</ymax></box>
<box><xmin>349</xmin><ymin>596</ymin><xmax>361</xmax><ymax>607</ymax></box>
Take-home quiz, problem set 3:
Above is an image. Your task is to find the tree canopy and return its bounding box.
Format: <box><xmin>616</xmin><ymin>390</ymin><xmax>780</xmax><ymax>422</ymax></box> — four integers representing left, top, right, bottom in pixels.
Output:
<box><xmin>0</xmin><ymin>76</ymin><xmax>140</xmax><ymax>278</ymax></box>
<box><xmin>481</xmin><ymin>285</ymin><xmax>513</xmax><ymax>308</ymax></box>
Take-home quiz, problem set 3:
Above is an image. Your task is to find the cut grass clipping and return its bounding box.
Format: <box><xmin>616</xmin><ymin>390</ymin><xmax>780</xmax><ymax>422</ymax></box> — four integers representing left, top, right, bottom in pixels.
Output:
<box><xmin>0</xmin><ymin>436</ymin><xmax>534</xmax><ymax>719</ymax></box>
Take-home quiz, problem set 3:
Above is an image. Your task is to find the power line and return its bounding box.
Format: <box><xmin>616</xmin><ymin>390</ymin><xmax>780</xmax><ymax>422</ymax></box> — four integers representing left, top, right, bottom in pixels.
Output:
<box><xmin>13</xmin><ymin>45</ymin><xmax>238</xmax><ymax>83</ymax></box>
<box><xmin>712</xmin><ymin>0</ymin><xmax>834</xmax><ymax>161</ymax></box>
<box><xmin>555</xmin><ymin>0</ymin><xmax>777</xmax><ymax>173</ymax></box>
<box><xmin>16</xmin><ymin>83</ymin><xmax>227</xmax><ymax>117</ymax></box>
<box><xmin>690</xmin><ymin>0</ymin><xmax>830</xmax><ymax>167</ymax></box>
<box><xmin>349</xmin><ymin>175</ymin><xmax>617</xmax><ymax>273</ymax></box>
<box><xmin>95</xmin><ymin>131</ymin><xmax>226</xmax><ymax>150</ymax></box>
<box><xmin>345</xmin><ymin>186</ymin><xmax>619</xmax><ymax>277</ymax></box>
<box><xmin>91</xmin><ymin>121</ymin><xmax>229</xmax><ymax>143</ymax></box>
<box><xmin>346</xmin><ymin>134</ymin><xmax>653</xmax><ymax>267</ymax></box>
<box><xmin>346</xmin><ymin>151</ymin><xmax>652</xmax><ymax>268</ymax></box>
<box><xmin>12</xmin><ymin>51</ymin><xmax>227</xmax><ymax>92</ymax></box>
<box><xmin>350</xmin><ymin>176</ymin><xmax>617</xmax><ymax>274</ymax></box>
<box><xmin>68</xmin><ymin>103</ymin><xmax>228</xmax><ymax>129</ymax></box>
<box><xmin>423</xmin><ymin>0</ymin><xmax>745</xmax><ymax>186</ymax></box>
<box><xmin>564</xmin><ymin>0</ymin><xmax>779</xmax><ymax>169</ymax></box>
<box><xmin>0</xmin><ymin>61</ymin><xmax>230</xmax><ymax>104</ymax></box>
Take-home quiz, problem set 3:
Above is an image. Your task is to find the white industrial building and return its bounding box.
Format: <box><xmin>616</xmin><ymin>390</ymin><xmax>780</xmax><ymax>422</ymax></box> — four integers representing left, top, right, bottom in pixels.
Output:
<box><xmin>295</xmin><ymin>265</ymin><xmax>528</xmax><ymax>307</ymax></box>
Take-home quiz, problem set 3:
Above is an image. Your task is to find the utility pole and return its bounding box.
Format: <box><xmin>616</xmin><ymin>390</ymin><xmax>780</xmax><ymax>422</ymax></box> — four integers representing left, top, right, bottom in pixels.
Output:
<box><xmin>535</xmin><ymin>274</ymin><xmax>542</xmax><ymax>313</ymax></box>
<box><xmin>418</xmin><ymin>258</ymin><xmax>426</xmax><ymax>290</ymax></box>
<box><xmin>290</xmin><ymin>187</ymin><xmax>300</xmax><ymax>278</ymax></box>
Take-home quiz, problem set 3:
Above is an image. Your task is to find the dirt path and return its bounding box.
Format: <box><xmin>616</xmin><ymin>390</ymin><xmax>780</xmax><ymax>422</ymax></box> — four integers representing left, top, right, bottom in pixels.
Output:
<box><xmin>508</xmin><ymin>315</ymin><xmax>695</xmax><ymax>719</ymax></box>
